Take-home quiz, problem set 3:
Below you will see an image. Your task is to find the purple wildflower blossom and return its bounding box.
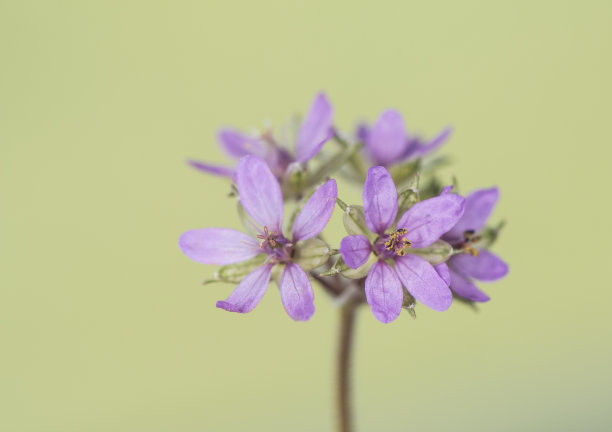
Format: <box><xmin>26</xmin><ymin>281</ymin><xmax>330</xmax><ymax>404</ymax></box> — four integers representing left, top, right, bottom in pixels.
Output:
<box><xmin>356</xmin><ymin>109</ymin><xmax>451</xmax><ymax>167</ymax></box>
<box><xmin>179</xmin><ymin>155</ymin><xmax>337</xmax><ymax>321</ymax></box>
<box><xmin>339</xmin><ymin>166</ymin><xmax>465</xmax><ymax>323</ymax></box>
<box><xmin>440</xmin><ymin>187</ymin><xmax>509</xmax><ymax>302</ymax></box>
<box><xmin>188</xmin><ymin>92</ymin><xmax>334</xmax><ymax>180</ymax></box>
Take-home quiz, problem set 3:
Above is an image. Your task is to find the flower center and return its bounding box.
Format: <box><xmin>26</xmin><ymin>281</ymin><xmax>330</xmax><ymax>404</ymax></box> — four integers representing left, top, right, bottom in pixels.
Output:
<box><xmin>379</xmin><ymin>228</ymin><xmax>412</xmax><ymax>257</ymax></box>
<box><xmin>257</xmin><ymin>226</ymin><xmax>281</xmax><ymax>249</ymax></box>
<box><xmin>459</xmin><ymin>230</ymin><xmax>481</xmax><ymax>256</ymax></box>
<box><xmin>257</xmin><ymin>226</ymin><xmax>293</xmax><ymax>263</ymax></box>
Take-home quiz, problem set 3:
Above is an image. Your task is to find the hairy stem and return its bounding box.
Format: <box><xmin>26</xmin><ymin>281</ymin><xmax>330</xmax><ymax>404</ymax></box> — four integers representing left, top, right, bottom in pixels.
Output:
<box><xmin>337</xmin><ymin>299</ymin><xmax>358</xmax><ymax>432</ymax></box>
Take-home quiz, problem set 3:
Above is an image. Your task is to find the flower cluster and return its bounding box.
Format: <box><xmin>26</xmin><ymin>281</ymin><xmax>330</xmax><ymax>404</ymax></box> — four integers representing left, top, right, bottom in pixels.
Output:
<box><xmin>179</xmin><ymin>93</ymin><xmax>508</xmax><ymax>323</ymax></box>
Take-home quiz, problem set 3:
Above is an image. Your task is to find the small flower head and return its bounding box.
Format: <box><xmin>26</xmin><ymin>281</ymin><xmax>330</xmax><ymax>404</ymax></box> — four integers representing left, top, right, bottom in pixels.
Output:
<box><xmin>340</xmin><ymin>166</ymin><xmax>465</xmax><ymax>323</ymax></box>
<box><xmin>358</xmin><ymin>109</ymin><xmax>451</xmax><ymax>167</ymax></box>
<box><xmin>188</xmin><ymin>93</ymin><xmax>334</xmax><ymax>183</ymax></box>
<box><xmin>179</xmin><ymin>155</ymin><xmax>337</xmax><ymax>321</ymax></box>
<box><xmin>441</xmin><ymin>187</ymin><xmax>509</xmax><ymax>302</ymax></box>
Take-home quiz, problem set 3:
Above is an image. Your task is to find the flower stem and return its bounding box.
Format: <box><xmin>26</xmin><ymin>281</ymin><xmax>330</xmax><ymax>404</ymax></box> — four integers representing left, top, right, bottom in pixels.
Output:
<box><xmin>337</xmin><ymin>299</ymin><xmax>357</xmax><ymax>432</ymax></box>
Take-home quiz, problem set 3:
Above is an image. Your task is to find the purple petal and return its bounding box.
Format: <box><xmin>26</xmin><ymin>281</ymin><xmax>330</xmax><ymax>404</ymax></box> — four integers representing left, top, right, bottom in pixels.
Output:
<box><xmin>366</xmin><ymin>110</ymin><xmax>409</xmax><ymax>165</ymax></box>
<box><xmin>434</xmin><ymin>262</ymin><xmax>451</xmax><ymax>286</ymax></box>
<box><xmin>292</xmin><ymin>179</ymin><xmax>337</xmax><ymax>241</ymax></box>
<box><xmin>295</xmin><ymin>92</ymin><xmax>334</xmax><ymax>163</ymax></box>
<box><xmin>407</xmin><ymin>127</ymin><xmax>452</xmax><ymax>159</ymax></box>
<box><xmin>187</xmin><ymin>159</ymin><xmax>235</xmax><ymax>178</ymax></box>
<box><xmin>396</xmin><ymin>194</ymin><xmax>465</xmax><ymax>248</ymax></box>
<box><xmin>355</xmin><ymin>122</ymin><xmax>369</xmax><ymax>142</ymax></box>
<box><xmin>445</xmin><ymin>187</ymin><xmax>499</xmax><ymax>242</ymax></box>
<box><xmin>339</xmin><ymin>235</ymin><xmax>372</xmax><ymax>269</ymax></box>
<box><xmin>449</xmin><ymin>268</ymin><xmax>490</xmax><ymax>302</ymax></box>
<box><xmin>217</xmin><ymin>128</ymin><xmax>265</xmax><ymax>159</ymax></box>
<box><xmin>236</xmin><ymin>155</ymin><xmax>284</xmax><ymax>233</ymax></box>
<box><xmin>279</xmin><ymin>263</ymin><xmax>315</xmax><ymax>321</ymax></box>
<box><xmin>363</xmin><ymin>166</ymin><xmax>398</xmax><ymax>234</ymax></box>
<box><xmin>449</xmin><ymin>250</ymin><xmax>508</xmax><ymax>281</ymax></box>
<box><xmin>216</xmin><ymin>264</ymin><xmax>273</xmax><ymax>313</ymax></box>
<box><xmin>365</xmin><ymin>260</ymin><xmax>403</xmax><ymax>323</ymax></box>
<box><xmin>179</xmin><ymin>228</ymin><xmax>261</xmax><ymax>265</ymax></box>
<box><xmin>394</xmin><ymin>254</ymin><xmax>453</xmax><ymax>312</ymax></box>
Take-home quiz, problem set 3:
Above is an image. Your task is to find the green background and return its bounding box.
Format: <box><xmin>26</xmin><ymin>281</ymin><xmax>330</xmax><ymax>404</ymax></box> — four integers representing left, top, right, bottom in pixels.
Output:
<box><xmin>2</xmin><ymin>1</ymin><xmax>611</xmax><ymax>431</ymax></box>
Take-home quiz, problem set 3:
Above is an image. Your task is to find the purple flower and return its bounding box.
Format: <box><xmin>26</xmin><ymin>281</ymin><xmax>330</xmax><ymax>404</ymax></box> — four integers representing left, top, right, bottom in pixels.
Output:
<box><xmin>179</xmin><ymin>155</ymin><xmax>337</xmax><ymax>321</ymax></box>
<box><xmin>357</xmin><ymin>109</ymin><xmax>451</xmax><ymax>167</ymax></box>
<box><xmin>188</xmin><ymin>93</ymin><xmax>334</xmax><ymax>180</ymax></box>
<box><xmin>339</xmin><ymin>166</ymin><xmax>465</xmax><ymax>323</ymax></box>
<box><xmin>440</xmin><ymin>187</ymin><xmax>509</xmax><ymax>302</ymax></box>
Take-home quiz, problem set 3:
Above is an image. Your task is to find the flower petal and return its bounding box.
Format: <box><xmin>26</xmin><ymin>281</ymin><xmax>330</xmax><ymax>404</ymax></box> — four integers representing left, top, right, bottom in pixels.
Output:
<box><xmin>394</xmin><ymin>254</ymin><xmax>453</xmax><ymax>312</ymax></box>
<box><xmin>363</xmin><ymin>166</ymin><xmax>398</xmax><ymax>234</ymax></box>
<box><xmin>236</xmin><ymin>155</ymin><xmax>284</xmax><ymax>233</ymax></box>
<box><xmin>187</xmin><ymin>159</ymin><xmax>235</xmax><ymax>178</ymax></box>
<box><xmin>445</xmin><ymin>187</ymin><xmax>499</xmax><ymax>242</ymax></box>
<box><xmin>448</xmin><ymin>268</ymin><xmax>490</xmax><ymax>302</ymax></box>
<box><xmin>407</xmin><ymin>127</ymin><xmax>452</xmax><ymax>159</ymax></box>
<box><xmin>179</xmin><ymin>228</ymin><xmax>261</xmax><ymax>265</ymax></box>
<box><xmin>449</xmin><ymin>250</ymin><xmax>508</xmax><ymax>281</ymax></box>
<box><xmin>217</xmin><ymin>128</ymin><xmax>265</xmax><ymax>159</ymax></box>
<box><xmin>366</xmin><ymin>110</ymin><xmax>409</xmax><ymax>165</ymax></box>
<box><xmin>279</xmin><ymin>263</ymin><xmax>315</xmax><ymax>321</ymax></box>
<box><xmin>365</xmin><ymin>260</ymin><xmax>403</xmax><ymax>323</ymax></box>
<box><xmin>434</xmin><ymin>262</ymin><xmax>451</xmax><ymax>286</ymax></box>
<box><xmin>216</xmin><ymin>264</ymin><xmax>273</xmax><ymax>313</ymax></box>
<box><xmin>292</xmin><ymin>179</ymin><xmax>337</xmax><ymax>241</ymax></box>
<box><xmin>396</xmin><ymin>194</ymin><xmax>465</xmax><ymax>248</ymax></box>
<box><xmin>339</xmin><ymin>235</ymin><xmax>372</xmax><ymax>269</ymax></box>
<box><xmin>295</xmin><ymin>92</ymin><xmax>334</xmax><ymax>163</ymax></box>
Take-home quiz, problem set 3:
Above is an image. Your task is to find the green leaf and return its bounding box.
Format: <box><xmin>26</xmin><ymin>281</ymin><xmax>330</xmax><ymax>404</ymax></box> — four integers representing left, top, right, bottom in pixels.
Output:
<box><xmin>293</xmin><ymin>238</ymin><xmax>331</xmax><ymax>271</ymax></box>
<box><xmin>214</xmin><ymin>254</ymin><xmax>267</xmax><ymax>283</ymax></box>
<box><xmin>406</xmin><ymin>240</ymin><xmax>453</xmax><ymax>265</ymax></box>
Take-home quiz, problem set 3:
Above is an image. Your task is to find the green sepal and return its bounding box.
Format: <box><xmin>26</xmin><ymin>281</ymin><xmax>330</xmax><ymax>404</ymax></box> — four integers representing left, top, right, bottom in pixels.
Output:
<box><xmin>320</xmin><ymin>255</ymin><xmax>375</xmax><ymax>279</ymax></box>
<box><xmin>402</xmin><ymin>291</ymin><xmax>417</xmax><ymax>319</ymax></box>
<box><xmin>237</xmin><ymin>201</ymin><xmax>259</xmax><ymax>237</ymax></box>
<box><xmin>307</xmin><ymin>143</ymin><xmax>363</xmax><ymax>188</ymax></box>
<box><xmin>213</xmin><ymin>254</ymin><xmax>267</xmax><ymax>284</ymax></box>
<box><xmin>477</xmin><ymin>221</ymin><xmax>506</xmax><ymax>249</ymax></box>
<box><xmin>389</xmin><ymin>160</ymin><xmax>420</xmax><ymax>185</ymax></box>
<box><xmin>342</xmin><ymin>205</ymin><xmax>376</xmax><ymax>241</ymax></box>
<box><xmin>294</xmin><ymin>238</ymin><xmax>331</xmax><ymax>271</ymax></box>
<box><xmin>396</xmin><ymin>174</ymin><xmax>420</xmax><ymax>218</ymax></box>
<box><xmin>406</xmin><ymin>239</ymin><xmax>453</xmax><ymax>265</ymax></box>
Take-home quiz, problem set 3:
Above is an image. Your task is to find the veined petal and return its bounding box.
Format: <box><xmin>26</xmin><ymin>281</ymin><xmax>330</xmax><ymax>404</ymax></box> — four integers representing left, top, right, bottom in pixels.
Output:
<box><xmin>236</xmin><ymin>155</ymin><xmax>284</xmax><ymax>233</ymax></box>
<box><xmin>445</xmin><ymin>187</ymin><xmax>499</xmax><ymax>242</ymax></box>
<box><xmin>366</xmin><ymin>110</ymin><xmax>409</xmax><ymax>165</ymax></box>
<box><xmin>295</xmin><ymin>92</ymin><xmax>334</xmax><ymax>163</ymax></box>
<box><xmin>450</xmin><ymin>250</ymin><xmax>508</xmax><ymax>281</ymax></box>
<box><xmin>449</xmin><ymin>268</ymin><xmax>490</xmax><ymax>302</ymax></box>
<box><xmin>179</xmin><ymin>228</ymin><xmax>260</xmax><ymax>265</ymax></box>
<box><xmin>397</xmin><ymin>194</ymin><xmax>465</xmax><ymax>248</ymax></box>
<box><xmin>394</xmin><ymin>254</ymin><xmax>453</xmax><ymax>312</ymax></box>
<box><xmin>292</xmin><ymin>179</ymin><xmax>337</xmax><ymax>241</ymax></box>
<box><xmin>216</xmin><ymin>264</ymin><xmax>273</xmax><ymax>313</ymax></box>
<box><xmin>339</xmin><ymin>235</ymin><xmax>372</xmax><ymax>269</ymax></box>
<box><xmin>217</xmin><ymin>128</ymin><xmax>265</xmax><ymax>159</ymax></box>
<box><xmin>187</xmin><ymin>159</ymin><xmax>235</xmax><ymax>178</ymax></box>
<box><xmin>279</xmin><ymin>263</ymin><xmax>315</xmax><ymax>321</ymax></box>
<box><xmin>363</xmin><ymin>166</ymin><xmax>398</xmax><ymax>234</ymax></box>
<box><xmin>434</xmin><ymin>262</ymin><xmax>451</xmax><ymax>286</ymax></box>
<box><xmin>407</xmin><ymin>127</ymin><xmax>452</xmax><ymax>159</ymax></box>
<box><xmin>365</xmin><ymin>260</ymin><xmax>403</xmax><ymax>323</ymax></box>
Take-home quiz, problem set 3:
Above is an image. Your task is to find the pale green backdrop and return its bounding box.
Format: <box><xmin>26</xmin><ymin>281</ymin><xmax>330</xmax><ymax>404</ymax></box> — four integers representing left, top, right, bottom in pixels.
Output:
<box><xmin>1</xmin><ymin>1</ymin><xmax>611</xmax><ymax>431</ymax></box>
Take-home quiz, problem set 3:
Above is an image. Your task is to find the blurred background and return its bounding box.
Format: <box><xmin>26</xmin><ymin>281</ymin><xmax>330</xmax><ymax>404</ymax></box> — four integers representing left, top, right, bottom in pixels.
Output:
<box><xmin>1</xmin><ymin>1</ymin><xmax>611</xmax><ymax>431</ymax></box>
